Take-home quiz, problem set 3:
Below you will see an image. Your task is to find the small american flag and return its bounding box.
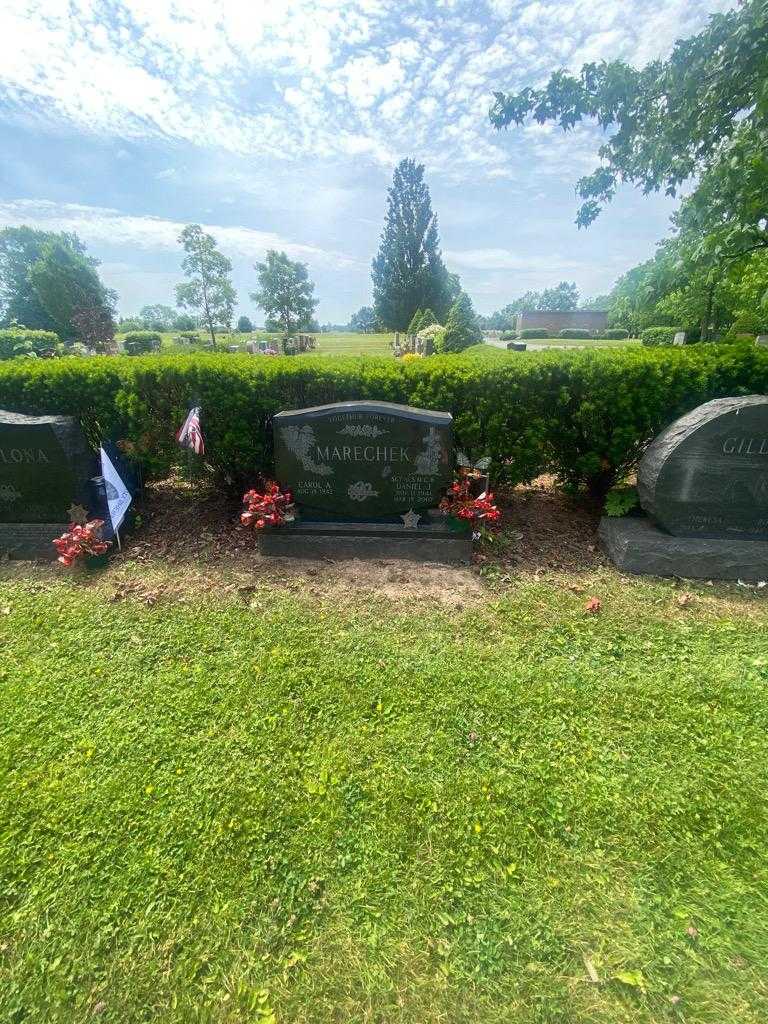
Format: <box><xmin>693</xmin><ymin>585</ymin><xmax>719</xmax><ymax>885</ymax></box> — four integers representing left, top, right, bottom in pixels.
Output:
<box><xmin>176</xmin><ymin>406</ymin><xmax>205</xmax><ymax>455</ymax></box>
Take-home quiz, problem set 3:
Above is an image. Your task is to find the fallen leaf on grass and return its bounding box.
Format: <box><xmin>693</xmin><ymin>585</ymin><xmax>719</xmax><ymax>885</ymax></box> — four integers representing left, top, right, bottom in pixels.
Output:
<box><xmin>584</xmin><ymin>596</ymin><xmax>602</xmax><ymax>615</ymax></box>
<box><xmin>677</xmin><ymin>592</ymin><xmax>694</xmax><ymax>607</ymax></box>
<box><xmin>614</xmin><ymin>969</ymin><xmax>646</xmax><ymax>991</ymax></box>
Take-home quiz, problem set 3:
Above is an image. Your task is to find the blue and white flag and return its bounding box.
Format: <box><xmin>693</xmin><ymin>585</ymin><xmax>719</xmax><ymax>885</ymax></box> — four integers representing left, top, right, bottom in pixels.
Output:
<box><xmin>100</xmin><ymin>446</ymin><xmax>132</xmax><ymax>533</ymax></box>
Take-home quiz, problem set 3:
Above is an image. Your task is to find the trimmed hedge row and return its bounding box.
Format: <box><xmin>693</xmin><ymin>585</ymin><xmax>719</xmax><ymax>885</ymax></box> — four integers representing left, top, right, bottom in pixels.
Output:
<box><xmin>641</xmin><ymin>326</ymin><xmax>678</xmax><ymax>347</ymax></box>
<box><xmin>0</xmin><ymin>344</ymin><xmax>766</xmax><ymax>493</ymax></box>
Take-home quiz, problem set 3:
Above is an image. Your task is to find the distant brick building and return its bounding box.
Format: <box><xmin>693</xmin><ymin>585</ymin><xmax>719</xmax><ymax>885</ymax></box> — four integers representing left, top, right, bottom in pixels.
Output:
<box><xmin>516</xmin><ymin>310</ymin><xmax>608</xmax><ymax>334</ymax></box>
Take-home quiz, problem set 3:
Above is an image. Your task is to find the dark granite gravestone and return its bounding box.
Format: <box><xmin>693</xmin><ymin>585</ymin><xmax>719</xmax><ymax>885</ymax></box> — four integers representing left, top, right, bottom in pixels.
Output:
<box><xmin>0</xmin><ymin>410</ymin><xmax>97</xmax><ymax>558</ymax></box>
<box><xmin>263</xmin><ymin>400</ymin><xmax>470</xmax><ymax>563</ymax></box>
<box><xmin>273</xmin><ymin>401</ymin><xmax>453</xmax><ymax>518</ymax></box>
<box><xmin>600</xmin><ymin>395</ymin><xmax>768</xmax><ymax>579</ymax></box>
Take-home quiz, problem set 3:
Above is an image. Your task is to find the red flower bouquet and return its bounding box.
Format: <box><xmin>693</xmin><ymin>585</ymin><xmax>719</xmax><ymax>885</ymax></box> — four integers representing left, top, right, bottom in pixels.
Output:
<box><xmin>241</xmin><ymin>482</ymin><xmax>296</xmax><ymax>530</ymax></box>
<box><xmin>53</xmin><ymin>520</ymin><xmax>111</xmax><ymax>567</ymax></box>
<box><xmin>439</xmin><ymin>478</ymin><xmax>501</xmax><ymax>529</ymax></box>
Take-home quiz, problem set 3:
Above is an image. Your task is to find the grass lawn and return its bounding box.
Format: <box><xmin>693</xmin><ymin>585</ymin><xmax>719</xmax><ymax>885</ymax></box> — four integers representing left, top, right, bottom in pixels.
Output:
<box><xmin>114</xmin><ymin>331</ymin><xmax>397</xmax><ymax>358</ymax></box>
<box><xmin>1</xmin><ymin>558</ymin><xmax>767</xmax><ymax>1023</ymax></box>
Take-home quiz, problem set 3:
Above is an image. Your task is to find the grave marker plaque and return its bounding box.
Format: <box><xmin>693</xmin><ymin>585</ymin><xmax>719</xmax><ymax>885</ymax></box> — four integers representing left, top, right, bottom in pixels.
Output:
<box><xmin>273</xmin><ymin>401</ymin><xmax>453</xmax><ymax>518</ymax></box>
<box><xmin>0</xmin><ymin>410</ymin><xmax>96</xmax><ymax>557</ymax></box>
<box><xmin>637</xmin><ymin>395</ymin><xmax>768</xmax><ymax>539</ymax></box>
<box><xmin>602</xmin><ymin>394</ymin><xmax>768</xmax><ymax>579</ymax></box>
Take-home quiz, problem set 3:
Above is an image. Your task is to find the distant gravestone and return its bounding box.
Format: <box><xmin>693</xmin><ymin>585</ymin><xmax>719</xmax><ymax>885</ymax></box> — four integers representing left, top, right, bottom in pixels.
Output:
<box><xmin>274</xmin><ymin>401</ymin><xmax>453</xmax><ymax>518</ymax></box>
<box><xmin>637</xmin><ymin>395</ymin><xmax>768</xmax><ymax>538</ymax></box>
<box><xmin>601</xmin><ymin>395</ymin><xmax>768</xmax><ymax>579</ymax></box>
<box><xmin>756</xmin><ymin>335</ymin><xmax>768</xmax><ymax>347</ymax></box>
<box><xmin>0</xmin><ymin>410</ymin><xmax>96</xmax><ymax>558</ymax></box>
<box><xmin>673</xmin><ymin>332</ymin><xmax>686</xmax><ymax>346</ymax></box>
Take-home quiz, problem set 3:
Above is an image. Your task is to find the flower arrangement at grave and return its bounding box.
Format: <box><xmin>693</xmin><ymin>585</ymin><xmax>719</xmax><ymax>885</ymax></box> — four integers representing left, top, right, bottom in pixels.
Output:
<box><xmin>241</xmin><ymin>481</ymin><xmax>296</xmax><ymax>530</ymax></box>
<box><xmin>439</xmin><ymin>477</ymin><xmax>501</xmax><ymax>532</ymax></box>
<box><xmin>52</xmin><ymin>519</ymin><xmax>112</xmax><ymax>566</ymax></box>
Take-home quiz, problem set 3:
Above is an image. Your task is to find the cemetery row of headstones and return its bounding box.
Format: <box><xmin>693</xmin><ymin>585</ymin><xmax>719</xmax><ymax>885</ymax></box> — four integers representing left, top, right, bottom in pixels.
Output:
<box><xmin>4</xmin><ymin>386</ymin><xmax>768</xmax><ymax>578</ymax></box>
<box><xmin>391</xmin><ymin>333</ymin><xmax>434</xmax><ymax>357</ymax></box>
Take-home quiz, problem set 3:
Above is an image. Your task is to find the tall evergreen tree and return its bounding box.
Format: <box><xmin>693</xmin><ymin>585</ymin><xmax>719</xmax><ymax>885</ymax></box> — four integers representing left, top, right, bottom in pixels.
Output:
<box><xmin>436</xmin><ymin>292</ymin><xmax>482</xmax><ymax>353</ymax></box>
<box><xmin>372</xmin><ymin>159</ymin><xmax>453</xmax><ymax>331</ymax></box>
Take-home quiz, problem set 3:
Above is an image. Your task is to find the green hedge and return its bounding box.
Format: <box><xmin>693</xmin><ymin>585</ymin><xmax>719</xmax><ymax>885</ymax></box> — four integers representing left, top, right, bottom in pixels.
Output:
<box><xmin>641</xmin><ymin>326</ymin><xmax>677</xmax><ymax>347</ymax></box>
<box><xmin>0</xmin><ymin>345</ymin><xmax>766</xmax><ymax>494</ymax></box>
<box><xmin>0</xmin><ymin>329</ymin><xmax>60</xmax><ymax>361</ymax></box>
<box><xmin>518</xmin><ymin>328</ymin><xmax>550</xmax><ymax>339</ymax></box>
<box><xmin>558</xmin><ymin>328</ymin><xmax>592</xmax><ymax>339</ymax></box>
<box><xmin>601</xmin><ymin>328</ymin><xmax>630</xmax><ymax>339</ymax></box>
<box><xmin>123</xmin><ymin>331</ymin><xmax>162</xmax><ymax>355</ymax></box>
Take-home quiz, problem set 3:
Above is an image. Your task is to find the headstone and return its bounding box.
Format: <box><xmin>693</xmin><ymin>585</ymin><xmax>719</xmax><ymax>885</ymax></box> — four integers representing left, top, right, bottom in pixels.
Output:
<box><xmin>756</xmin><ymin>335</ymin><xmax>768</xmax><ymax>347</ymax></box>
<box><xmin>0</xmin><ymin>410</ymin><xmax>97</xmax><ymax>558</ymax></box>
<box><xmin>273</xmin><ymin>401</ymin><xmax>453</xmax><ymax>518</ymax></box>
<box><xmin>637</xmin><ymin>395</ymin><xmax>768</xmax><ymax>538</ymax></box>
<box><xmin>673</xmin><ymin>332</ymin><xmax>686</xmax><ymax>346</ymax></box>
<box><xmin>601</xmin><ymin>395</ymin><xmax>768</xmax><ymax>579</ymax></box>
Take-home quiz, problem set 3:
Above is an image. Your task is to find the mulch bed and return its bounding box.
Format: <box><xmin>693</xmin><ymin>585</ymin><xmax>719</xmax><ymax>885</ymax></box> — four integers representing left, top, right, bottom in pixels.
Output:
<box><xmin>116</xmin><ymin>474</ymin><xmax>607</xmax><ymax>577</ymax></box>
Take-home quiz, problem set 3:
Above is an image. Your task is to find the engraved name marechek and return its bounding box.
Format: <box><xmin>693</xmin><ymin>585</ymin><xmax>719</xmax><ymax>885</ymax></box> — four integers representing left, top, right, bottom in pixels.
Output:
<box><xmin>0</xmin><ymin>447</ymin><xmax>51</xmax><ymax>465</ymax></box>
<box><xmin>314</xmin><ymin>444</ymin><xmax>410</xmax><ymax>463</ymax></box>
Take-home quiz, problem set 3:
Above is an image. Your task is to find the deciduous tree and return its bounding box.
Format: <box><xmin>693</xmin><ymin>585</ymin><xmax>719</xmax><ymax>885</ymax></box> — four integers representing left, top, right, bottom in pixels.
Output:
<box><xmin>175</xmin><ymin>225</ymin><xmax>236</xmax><ymax>349</ymax></box>
<box><xmin>490</xmin><ymin>0</ymin><xmax>768</xmax><ymax>262</ymax></box>
<box><xmin>251</xmin><ymin>250</ymin><xmax>318</xmax><ymax>337</ymax></box>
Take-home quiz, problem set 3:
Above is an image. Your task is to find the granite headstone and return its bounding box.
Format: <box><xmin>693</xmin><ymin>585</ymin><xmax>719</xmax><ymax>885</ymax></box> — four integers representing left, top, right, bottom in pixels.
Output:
<box><xmin>673</xmin><ymin>332</ymin><xmax>686</xmax><ymax>346</ymax></box>
<box><xmin>273</xmin><ymin>400</ymin><xmax>453</xmax><ymax>518</ymax></box>
<box><xmin>637</xmin><ymin>395</ymin><xmax>768</xmax><ymax>539</ymax></box>
<box><xmin>264</xmin><ymin>400</ymin><xmax>470</xmax><ymax>562</ymax></box>
<box><xmin>601</xmin><ymin>394</ymin><xmax>768</xmax><ymax>579</ymax></box>
<box><xmin>0</xmin><ymin>409</ymin><xmax>97</xmax><ymax>558</ymax></box>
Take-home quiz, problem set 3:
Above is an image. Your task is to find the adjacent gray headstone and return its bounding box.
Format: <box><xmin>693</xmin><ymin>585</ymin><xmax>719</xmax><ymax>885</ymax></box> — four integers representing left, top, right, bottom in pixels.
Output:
<box><xmin>673</xmin><ymin>332</ymin><xmax>686</xmax><ymax>346</ymax></box>
<box><xmin>756</xmin><ymin>335</ymin><xmax>768</xmax><ymax>347</ymax></box>
<box><xmin>637</xmin><ymin>395</ymin><xmax>768</xmax><ymax>539</ymax></box>
<box><xmin>0</xmin><ymin>410</ymin><xmax>96</xmax><ymax>558</ymax></box>
<box><xmin>273</xmin><ymin>401</ymin><xmax>453</xmax><ymax>518</ymax></box>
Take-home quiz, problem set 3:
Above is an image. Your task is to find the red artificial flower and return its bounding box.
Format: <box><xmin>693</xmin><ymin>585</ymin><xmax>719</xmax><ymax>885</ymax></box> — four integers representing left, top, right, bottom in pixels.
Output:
<box><xmin>240</xmin><ymin>482</ymin><xmax>296</xmax><ymax>530</ymax></box>
<box><xmin>439</xmin><ymin>477</ymin><xmax>501</xmax><ymax>526</ymax></box>
<box><xmin>52</xmin><ymin>520</ymin><xmax>111</xmax><ymax>566</ymax></box>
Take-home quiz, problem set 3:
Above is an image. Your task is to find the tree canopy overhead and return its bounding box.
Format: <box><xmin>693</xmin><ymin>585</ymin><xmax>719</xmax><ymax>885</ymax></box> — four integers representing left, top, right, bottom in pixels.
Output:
<box><xmin>490</xmin><ymin>0</ymin><xmax>767</xmax><ymax>260</ymax></box>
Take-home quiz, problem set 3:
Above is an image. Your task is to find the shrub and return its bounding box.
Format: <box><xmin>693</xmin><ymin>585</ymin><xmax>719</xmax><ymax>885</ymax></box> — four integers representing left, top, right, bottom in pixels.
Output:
<box><xmin>123</xmin><ymin>331</ymin><xmax>162</xmax><ymax>355</ymax></box>
<box><xmin>0</xmin><ymin>329</ymin><xmax>60</xmax><ymax>361</ymax></box>
<box><xmin>518</xmin><ymin>328</ymin><xmax>550</xmax><ymax>339</ymax></box>
<box><xmin>500</xmin><ymin>330</ymin><xmax>516</xmax><ymax>341</ymax></box>
<box><xmin>558</xmin><ymin>328</ymin><xmax>592</xmax><ymax>339</ymax></box>
<box><xmin>602</xmin><ymin>328</ymin><xmax>630</xmax><ymax>339</ymax></box>
<box><xmin>1</xmin><ymin>344</ymin><xmax>766</xmax><ymax>495</ymax></box>
<box><xmin>435</xmin><ymin>294</ymin><xmax>482</xmax><ymax>354</ymax></box>
<box><xmin>641</xmin><ymin>326</ymin><xmax>677</xmax><ymax>347</ymax></box>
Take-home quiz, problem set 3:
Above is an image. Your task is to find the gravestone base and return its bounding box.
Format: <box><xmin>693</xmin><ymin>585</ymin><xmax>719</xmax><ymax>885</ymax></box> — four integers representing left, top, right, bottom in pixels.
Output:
<box><xmin>258</xmin><ymin>516</ymin><xmax>472</xmax><ymax>564</ymax></box>
<box><xmin>0</xmin><ymin>522</ymin><xmax>69</xmax><ymax>560</ymax></box>
<box><xmin>599</xmin><ymin>516</ymin><xmax>768</xmax><ymax>581</ymax></box>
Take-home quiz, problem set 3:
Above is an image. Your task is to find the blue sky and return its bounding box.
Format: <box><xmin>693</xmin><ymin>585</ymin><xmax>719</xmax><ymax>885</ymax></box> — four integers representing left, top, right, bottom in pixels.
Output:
<box><xmin>0</xmin><ymin>0</ymin><xmax>733</xmax><ymax>323</ymax></box>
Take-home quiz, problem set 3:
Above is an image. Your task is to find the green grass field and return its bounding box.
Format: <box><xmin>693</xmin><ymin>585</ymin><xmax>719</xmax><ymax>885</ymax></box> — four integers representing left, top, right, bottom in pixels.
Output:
<box><xmin>115</xmin><ymin>331</ymin><xmax>638</xmax><ymax>359</ymax></box>
<box><xmin>1</xmin><ymin>562</ymin><xmax>767</xmax><ymax>1023</ymax></box>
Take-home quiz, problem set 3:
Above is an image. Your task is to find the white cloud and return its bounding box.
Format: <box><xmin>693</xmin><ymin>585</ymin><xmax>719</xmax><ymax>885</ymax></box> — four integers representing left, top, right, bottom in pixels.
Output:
<box><xmin>0</xmin><ymin>0</ymin><xmax>731</xmax><ymax>182</ymax></box>
<box><xmin>0</xmin><ymin>199</ymin><xmax>361</xmax><ymax>269</ymax></box>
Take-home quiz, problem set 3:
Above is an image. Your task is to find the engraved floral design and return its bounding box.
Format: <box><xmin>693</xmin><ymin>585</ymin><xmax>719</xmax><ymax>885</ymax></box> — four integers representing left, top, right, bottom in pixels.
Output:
<box><xmin>338</xmin><ymin>424</ymin><xmax>387</xmax><ymax>438</ymax></box>
<box><xmin>280</xmin><ymin>425</ymin><xmax>333</xmax><ymax>476</ymax></box>
<box><xmin>415</xmin><ymin>427</ymin><xmax>443</xmax><ymax>476</ymax></box>
<box><xmin>0</xmin><ymin>483</ymin><xmax>22</xmax><ymax>504</ymax></box>
<box><xmin>348</xmin><ymin>481</ymin><xmax>379</xmax><ymax>502</ymax></box>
